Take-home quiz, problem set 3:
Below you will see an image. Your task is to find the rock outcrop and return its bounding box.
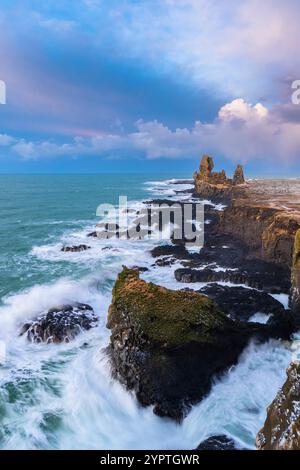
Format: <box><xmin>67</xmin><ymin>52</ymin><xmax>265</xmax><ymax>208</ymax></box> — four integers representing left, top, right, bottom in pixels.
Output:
<box><xmin>233</xmin><ymin>164</ymin><xmax>245</xmax><ymax>185</ymax></box>
<box><xmin>20</xmin><ymin>303</ymin><xmax>97</xmax><ymax>343</ymax></box>
<box><xmin>193</xmin><ymin>155</ymin><xmax>245</xmax><ymax>200</ymax></box>
<box><xmin>199</xmin><ymin>284</ymin><xmax>286</xmax><ymax>322</ymax></box>
<box><xmin>218</xmin><ymin>206</ymin><xmax>300</xmax><ymax>268</ymax></box>
<box><xmin>256</xmin><ymin>362</ymin><xmax>300</xmax><ymax>450</ymax></box>
<box><xmin>197</xmin><ymin>435</ymin><xmax>238</xmax><ymax>451</ymax></box>
<box><xmin>291</xmin><ymin>229</ymin><xmax>300</xmax><ymax>314</ymax></box>
<box><xmin>106</xmin><ymin>266</ymin><xmax>257</xmax><ymax>421</ymax></box>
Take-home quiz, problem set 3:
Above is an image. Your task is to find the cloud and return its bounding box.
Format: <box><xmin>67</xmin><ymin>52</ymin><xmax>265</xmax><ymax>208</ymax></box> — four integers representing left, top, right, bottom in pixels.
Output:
<box><xmin>4</xmin><ymin>99</ymin><xmax>300</xmax><ymax>165</ymax></box>
<box><xmin>103</xmin><ymin>0</ymin><xmax>300</xmax><ymax>101</ymax></box>
<box><xmin>0</xmin><ymin>134</ymin><xmax>14</xmax><ymax>146</ymax></box>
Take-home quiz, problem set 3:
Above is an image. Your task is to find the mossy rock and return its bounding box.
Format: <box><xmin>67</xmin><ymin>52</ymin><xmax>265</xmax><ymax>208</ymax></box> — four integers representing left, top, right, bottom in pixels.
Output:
<box><xmin>108</xmin><ymin>266</ymin><xmax>234</xmax><ymax>349</ymax></box>
<box><xmin>106</xmin><ymin>267</ymin><xmax>259</xmax><ymax>420</ymax></box>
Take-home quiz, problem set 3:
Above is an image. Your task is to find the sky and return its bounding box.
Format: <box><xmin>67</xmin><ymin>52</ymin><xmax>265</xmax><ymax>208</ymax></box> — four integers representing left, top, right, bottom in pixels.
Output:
<box><xmin>0</xmin><ymin>0</ymin><xmax>300</xmax><ymax>175</ymax></box>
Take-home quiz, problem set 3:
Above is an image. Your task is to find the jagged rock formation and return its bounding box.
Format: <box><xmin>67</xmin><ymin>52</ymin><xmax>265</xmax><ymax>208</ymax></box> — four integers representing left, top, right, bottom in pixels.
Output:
<box><xmin>233</xmin><ymin>164</ymin><xmax>245</xmax><ymax>185</ymax></box>
<box><xmin>193</xmin><ymin>155</ymin><xmax>245</xmax><ymax>200</ymax></box>
<box><xmin>20</xmin><ymin>303</ymin><xmax>97</xmax><ymax>343</ymax></box>
<box><xmin>106</xmin><ymin>266</ymin><xmax>260</xmax><ymax>421</ymax></box>
<box><xmin>291</xmin><ymin>229</ymin><xmax>300</xmax><ymax>314</ymax></box>
<box><xmin>256</xmin><ymin>362</ymin><xmax>300</xmax><ymax>450</ymax></box>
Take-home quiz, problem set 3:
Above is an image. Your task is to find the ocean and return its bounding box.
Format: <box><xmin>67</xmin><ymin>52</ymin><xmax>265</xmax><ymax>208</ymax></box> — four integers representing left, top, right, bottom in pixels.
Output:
<box><xmin>0</xmin><ymin>174</ymin><xmax>294</xmax><ymax>449</ymax></box>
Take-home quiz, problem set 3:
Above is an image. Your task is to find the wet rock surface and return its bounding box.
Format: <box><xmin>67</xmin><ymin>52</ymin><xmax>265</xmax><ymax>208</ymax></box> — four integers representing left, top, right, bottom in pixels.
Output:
<box><xmin>20</xmin><ymin>303</ymin><xmax>97</xmax><ymax>344</ymax></box>
<box><xmin>61</xmin><ymin>244</ymin><xmax>90</xmax><ymax>252</ymax></box>
<box><xmin>174</xmin><ymin>264</ymin><xmax>290</xmax><ymax>294</ymax></box>
<box><xmin>198</xmin><ymin>284</ymin><xmax>286</xmax><ymax>321</ymax></box>
<box><xmin>197</xmin><ymin>435</ymin><xmax>238</xmax><ymax>451</ymax></box>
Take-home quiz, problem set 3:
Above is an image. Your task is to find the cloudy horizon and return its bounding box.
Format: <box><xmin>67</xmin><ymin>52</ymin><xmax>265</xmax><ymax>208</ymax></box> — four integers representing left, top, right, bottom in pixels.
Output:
<box><xmin>0</xmin><ymin>0</ymin><xmax>300</xmax><ymax>175</ymax></box>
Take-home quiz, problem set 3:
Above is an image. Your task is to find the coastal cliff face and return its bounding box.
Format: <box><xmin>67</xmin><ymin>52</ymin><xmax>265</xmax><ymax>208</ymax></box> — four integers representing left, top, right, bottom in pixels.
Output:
<box><xmin>218</xmin><ymin>206</ymin><xmax>300</xmax><ymax>268</ymax></box>
<box><xmin>291</xmin><ymin>229</ymin><xmax>300</xmax><ymax>314</ymax></box>
<box><xmin>194</xmin><ymin>156</ymin><xmax>300</xmax><ymax>311</ymax></box>
<box><xmin>256</xmin><ymin>362</ymin><xmax>300</xmax><ymax>450</ymax></box>
<box><xmin>107</xmin><ymin>266</ymin><xmax>254</xmax><ymax>421</ymax></box>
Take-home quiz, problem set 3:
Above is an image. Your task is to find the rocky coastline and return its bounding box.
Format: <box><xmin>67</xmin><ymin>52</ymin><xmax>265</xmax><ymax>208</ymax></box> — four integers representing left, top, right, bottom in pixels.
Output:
<box><xmin>104</xmin><ymin>155</ymin><xmax>300</xmax><ymax>448</ymax></box>
<box><xmin>20</xmin><ymin>155</ymin><xmax>300</xmax><ymax>449</ymax></box>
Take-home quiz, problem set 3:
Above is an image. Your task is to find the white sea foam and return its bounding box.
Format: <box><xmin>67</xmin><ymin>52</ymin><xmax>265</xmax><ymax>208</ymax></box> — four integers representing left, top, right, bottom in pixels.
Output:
<box><xmin>0</xmin><ymin>176</ymin><xmax>295</xmax><ymax>450</ymax></box>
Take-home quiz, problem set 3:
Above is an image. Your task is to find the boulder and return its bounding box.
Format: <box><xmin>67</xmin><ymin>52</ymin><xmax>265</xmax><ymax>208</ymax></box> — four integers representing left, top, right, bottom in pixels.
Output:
<box><xmin>20</xmin><ymin>303</ymin><xmax>97</xmax><ymax>344</ymax></box>
<box><xmin>256</xmin><ymin>362</ymin><xmax>300</xmax><ymax>450</ymax></box>
<box><xmin>197</xmin><ymin>435</ymin><xmax>237</xmax><ymax>451</ymax></box>
<box><xmin>107</xmin><ymin>267</ymin><xmax>262</xmax><ymax>421</ymax></box>
<box><xmin>61</xmin><ymin>244</ymin><xmax>90</xmax><ymax>252</ymax></box>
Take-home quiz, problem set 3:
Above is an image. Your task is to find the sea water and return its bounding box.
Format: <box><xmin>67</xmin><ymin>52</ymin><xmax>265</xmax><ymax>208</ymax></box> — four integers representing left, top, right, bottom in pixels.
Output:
<box><xmin>0</xmin><ymin>174</ymin><xmax>294</xmax><ymax>449</ymax></box>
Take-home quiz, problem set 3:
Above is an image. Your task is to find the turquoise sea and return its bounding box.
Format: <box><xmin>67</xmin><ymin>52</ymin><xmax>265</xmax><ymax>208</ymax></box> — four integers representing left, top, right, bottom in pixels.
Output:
<box><xmin>0</xmin><ymin>174</ymin><xmax>294</xmax><ymax>449</ymax></box>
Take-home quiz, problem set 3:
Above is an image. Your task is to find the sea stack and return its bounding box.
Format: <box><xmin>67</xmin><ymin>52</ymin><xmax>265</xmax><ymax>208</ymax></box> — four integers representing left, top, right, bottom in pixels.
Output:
<box><xmin>233</xmin><ymin>164</ymin><xmax>245</xmax><ymax>185</ymax></box>
<box><xmin>193</xmin><ymin>154</ymin><xmax>245</xmax><ymax>200</ymax></box>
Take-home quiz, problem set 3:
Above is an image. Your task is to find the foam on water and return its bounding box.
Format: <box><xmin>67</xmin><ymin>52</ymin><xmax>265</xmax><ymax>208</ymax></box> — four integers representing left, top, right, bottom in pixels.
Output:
<box><xmin>0</xmin><ymin>177</ymin><xmax>295</xmax><ymax>449</ymax></box>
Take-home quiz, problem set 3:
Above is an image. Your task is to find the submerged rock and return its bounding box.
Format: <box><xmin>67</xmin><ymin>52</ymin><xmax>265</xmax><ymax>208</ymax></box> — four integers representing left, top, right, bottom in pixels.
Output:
<box><xmin>107</xmin><ymin>267</ymin><xmax>262</xmax><ymax>421</ymax></box>
<box><xmin>61</xmin><ymin>244</ymin><xmax>90</xmax><ymax>252</ymax></box>
<box><xmin>20</xmin><ymin>303</ymin><xmax>97</xmax><ymax>344</ymax></box>
<box><xmin>197</xmin><ymin>435</ymin><xmax>238</xmax><ymax>451</ymax></box>
<box><xmin>256</xmin><ymin>362</ymin><xmax>300</xmax><ymax>450</ymax></box>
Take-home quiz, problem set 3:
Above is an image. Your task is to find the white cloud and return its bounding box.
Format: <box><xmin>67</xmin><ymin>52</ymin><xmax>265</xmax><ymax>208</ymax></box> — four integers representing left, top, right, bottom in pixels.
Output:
<box><xmin>107</xmin><ymin>0</ymin><xmax>300</xmax><ymax>101</ymax></box>
<box><xmin>0</xmin><ymin>134</ymin><xmax>14</xmax><ymax>146</ymax></box>
<box><xmin>4</xmin><ymin>99</ymin><xmax>300</xmax><ymax>164</ymax></box>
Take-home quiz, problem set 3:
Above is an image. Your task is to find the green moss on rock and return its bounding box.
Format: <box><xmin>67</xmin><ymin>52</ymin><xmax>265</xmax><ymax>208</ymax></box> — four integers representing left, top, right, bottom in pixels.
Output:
<box><xmin>107</xmin><ymin>266</ymin><xmax>234</xmax><ymax>348</ymax></box>
<box><xmin>293</xmin><ymin>229</ymin><xmax>300</xmax><ymax>268</ymax></box>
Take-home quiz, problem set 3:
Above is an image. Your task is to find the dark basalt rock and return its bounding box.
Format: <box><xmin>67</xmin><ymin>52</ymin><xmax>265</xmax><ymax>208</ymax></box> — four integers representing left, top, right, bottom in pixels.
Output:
<box><xmin>20</xmin><ymin>303</ymin><xmax>97</xmax><ymax>344</ymax></box>
<box><xmin>199</xmin><ymin>284</ymin><xmax>286</xmax><ymax>321</ymax></box>
<box><xmin>61</xmin><ymin>244</ymin><xmax>90</xmax><ymax>252</ymax></box>
<box><xmin>174</xmin><ymin>264</ymin><xmax>290</xmax><ymax>294</ymax></box>
<box><xmin>87</xmin><ymin>231</ymin><xmax>98</xmax><ymax>238</ymax></box>
<box><xmin>151</xmin><ymin>244</ymin><xmax>189</xmax><ymax>260</ymax></box>
<box><xmin>106</xmin><ymin>267</ymin><xmax>279</xmax><ymax>422</ymax></box>
<box><xmin>196</xmin><ymin>435</ymin><xmax>237</xmax><ymax>451</ymax></box>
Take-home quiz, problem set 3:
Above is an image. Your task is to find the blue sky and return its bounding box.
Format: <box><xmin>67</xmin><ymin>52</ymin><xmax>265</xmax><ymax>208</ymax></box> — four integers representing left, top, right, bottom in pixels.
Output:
<box><xmin>0</xmin><ymin>0</ymin><xmax>300</xmax><ymax>175</ymax></box>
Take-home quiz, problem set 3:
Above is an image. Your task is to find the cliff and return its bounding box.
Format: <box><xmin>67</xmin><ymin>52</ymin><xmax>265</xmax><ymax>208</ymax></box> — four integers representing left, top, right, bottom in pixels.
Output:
<box><xmin>193</xmin><ymin>156</ymin><xmax>300</xmax><ymax>311</ymax></box>
<box><xmin>256</xmin><ymin>362</ymin><xmax>300</xmax><ymax>450</ymax></box>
